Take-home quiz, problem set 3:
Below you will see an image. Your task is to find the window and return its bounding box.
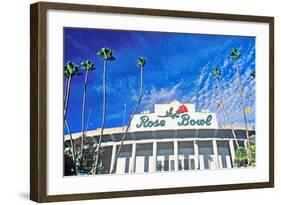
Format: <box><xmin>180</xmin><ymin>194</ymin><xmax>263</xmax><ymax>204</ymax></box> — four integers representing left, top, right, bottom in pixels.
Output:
<box><xmin>156</xmin><ymin>161</ymin><xmax>163</xmax><ymax>171</ymax></box>
<box><xmin>190</xmin><ymin>159</ymin><xmax>195</xmax><ymax>170</ymax></box>
<box><xmin>178</xmin><ymin>160</ymin><xmax>183</xmax><ymax>170</ymax></box>
<box><xmin>170</xmin><ymin>159</ymin><xmax>175</xmax><ymax>171</ymax></box>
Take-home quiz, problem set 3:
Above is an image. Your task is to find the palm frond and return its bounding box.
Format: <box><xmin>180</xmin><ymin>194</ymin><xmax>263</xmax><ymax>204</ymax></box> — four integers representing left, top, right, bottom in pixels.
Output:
<box><xmin>97</xmin><ymin>48</ymin><xmax>116</xmax><ymax>61</ymax></box>
<box><xmin>250</xmin><ymin>71</ymin><xmax>256</xmax><ymax>79</ymax></box>
<box><xmin>229</xmin><ymin>48</ymin><xmax>241</xmax><ymax>59</ymax></box>
<box><xmin>81</xmin><ymin>60</ymin><xmax>95</xmax><ymax>71</ymax></box>
<box><xmin>213</xmin><ymin>67</ymin><xmax>221</xmax><ymax>79</ymax></box>
<box><xmin>64</xmin><ymin>61</ymin><xmax>79</xmax><ymax>77</ymax></box>
<box><xmin>137</xmin><ymin>57</ymin><xmax>146</xmax><ymax>68</ymax></box>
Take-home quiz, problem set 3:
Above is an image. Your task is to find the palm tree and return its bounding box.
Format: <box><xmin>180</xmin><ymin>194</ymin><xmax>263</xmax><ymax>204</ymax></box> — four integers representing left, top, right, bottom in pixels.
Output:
<box><xmin>64</xmin><ymin>61</ymin><xmax>79</xmax><ymax>174</ymax></box>
<box><xmin>64</xmin><ymin>61</ymin><xmax>79</xmax><ymax>121</ymax></box>
<box><xmin>93</xmin><ymin>48</ymin><xmax>116</xmax><ymax>174</ymax></box>
<box><xmin>249</xmin><ymin>70</ymin><xmax>256</xmax><ymax>145</ymax></box>
<box><xmin>229</xmin><ymin>48</ymin><xmax>252</xmax><ymax>162</ymax></box>
<box><xmin>213</xmin><ymin>67</ymin><xmax>240</xmax><ymax>148</ymax></box>
<box><xmin>249</xmin><ymin>70</ymin><xmax>256</xmax><ymax>112</ymax></box>
<box><xmin>110</xmin><ymin>57</ymin><xmax>146</xmax><ymax>174</ymax></box>
<box><xmin>80</xmin><ymin>60</ymin><xmax>95</xmax><ymax>155</ymax></box>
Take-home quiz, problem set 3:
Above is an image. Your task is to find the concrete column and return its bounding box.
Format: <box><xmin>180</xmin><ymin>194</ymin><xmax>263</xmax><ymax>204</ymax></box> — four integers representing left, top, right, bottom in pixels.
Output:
<box><xmin>130</xmin><ymin>142</ymin><xmax>136</xmax><ymax>173</ymax></box>
<box><xmin>229</xmin><ymin>139</ymin><xmax>236</xmax><ymax>167</ymax></box>
<box><xmin>152</xmin><ymin>141</ymin><xmax>157</xmax><ymax>172</ymax></box>
<box><xmin>174</xmin><ymin>140</ymin><xmax>179</xmax><ymax>171</ymax></box>
<box><xmin>110</xmin><ymin>143</ymin><xmax>117</xmax><ymax>173</ymax></box>
<box><xmin>212</xmin><ymin>139</ymin><xmax>219</xmax><ymax>169</ymax></box>
<box><xmin>193</xmin><ymin>140</ymin><xmax>199</xmax><ymax>170</ymax></box>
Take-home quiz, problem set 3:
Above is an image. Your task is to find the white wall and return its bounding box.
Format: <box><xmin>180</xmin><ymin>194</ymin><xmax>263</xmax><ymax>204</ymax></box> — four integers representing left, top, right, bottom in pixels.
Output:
<box><xmin>0</xmin><ymin>0</ymin><xmax>279</xmax><ymax>204</ymax></box>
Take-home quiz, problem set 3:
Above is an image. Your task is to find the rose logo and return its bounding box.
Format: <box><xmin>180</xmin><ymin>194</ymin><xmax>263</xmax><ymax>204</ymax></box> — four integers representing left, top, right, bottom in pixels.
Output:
<box><xmin>158</xmin><ymin>104</ymin><xmax>188</xmax><ymax>119</ymax></box>
<box><xmin>178</xmin><ymin>104</ymin><xmax>188</xmax><ymax>113</ymax></box>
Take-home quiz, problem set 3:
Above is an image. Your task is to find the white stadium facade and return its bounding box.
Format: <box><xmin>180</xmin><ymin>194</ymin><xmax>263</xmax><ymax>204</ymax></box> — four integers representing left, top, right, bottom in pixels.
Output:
<box><xmin>65</xmin><ymin>101</ymin><xmax>255</xmax><ymax>174</ymax></box>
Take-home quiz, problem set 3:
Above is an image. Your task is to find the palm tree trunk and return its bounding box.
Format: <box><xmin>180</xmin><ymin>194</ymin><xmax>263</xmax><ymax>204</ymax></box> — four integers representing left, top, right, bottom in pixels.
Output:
<box><xmin>64</xmin><ymin>76</ymin><xmax>71</xmax><ymax>122</ymax></box>
<box><xmin>216</xmin><ymin>78</ymin><xmax>240</xmax><ymax>148</ymax></box>
<box><xmin>234</xmin><ymin>61</ymin><xmax>252</xmax><ymax>161</ymax></box>
<box><xmin>63</xmin><ymin>77</ymin><xmax>67</xmax><ymax>109</ymax></box>
<box><xmin>110</xmin><ymin>67</ymin><xmax>143</xmax><ymax>174</ymax></box>
<box><xmin>64</xmin><ymin>76</ymin><xmax>77</xmax><ymax>174</ymax></box>
<box><xmin>65</xmin><ymin>117</ymin><xmax>77</xmax><ymax>174</ymax></box>
<box><xmin>81</xmin><ymin>70</ymin><xmax>89</xmax><ymax>152</ymax></box>
<box><xmin>93</xmin><ymin>60</ymin><xmax>107</xmax><ymax>174</ymax></box>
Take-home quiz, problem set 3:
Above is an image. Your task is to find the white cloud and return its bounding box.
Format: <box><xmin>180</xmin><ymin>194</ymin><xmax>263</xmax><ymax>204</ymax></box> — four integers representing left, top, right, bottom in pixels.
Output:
<box><xmin>140</xmin><ymin>82</ymin><xmax>182</xmax><ymax>111</ymax></box>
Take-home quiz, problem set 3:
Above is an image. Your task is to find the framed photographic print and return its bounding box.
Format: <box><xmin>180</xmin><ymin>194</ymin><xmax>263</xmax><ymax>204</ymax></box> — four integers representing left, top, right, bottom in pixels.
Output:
<box><xmin>30</xmin><ymin>1</ymin><xmax>274</xmax><ymax>202</ymax></box>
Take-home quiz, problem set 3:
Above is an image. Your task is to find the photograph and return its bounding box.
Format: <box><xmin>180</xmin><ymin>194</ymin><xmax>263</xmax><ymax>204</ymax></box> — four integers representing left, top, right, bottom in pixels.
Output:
<box><xmin>63</xmin><ymin>28</ymin><xmax>256</xmax><ymax>176</ymax></box>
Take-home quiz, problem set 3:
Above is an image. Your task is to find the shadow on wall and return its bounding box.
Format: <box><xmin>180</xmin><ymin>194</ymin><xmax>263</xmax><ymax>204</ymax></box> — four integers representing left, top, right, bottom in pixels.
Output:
<box><xmin>18</xmin><ymin>192</ymin><xmax>29</xmax><ymax>200</ymax></box>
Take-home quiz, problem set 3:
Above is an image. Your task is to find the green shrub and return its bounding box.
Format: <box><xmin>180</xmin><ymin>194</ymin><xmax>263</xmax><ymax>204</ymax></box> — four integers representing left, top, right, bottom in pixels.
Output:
<box><xmin>234</xmin><ymin>147</ymin><xmax>248</xmax><ymax>167</ymax></box>
<box><xmin>234</xmin><ymin>144</ymin><xmax>256</xmax><ymax>167</ymax></box>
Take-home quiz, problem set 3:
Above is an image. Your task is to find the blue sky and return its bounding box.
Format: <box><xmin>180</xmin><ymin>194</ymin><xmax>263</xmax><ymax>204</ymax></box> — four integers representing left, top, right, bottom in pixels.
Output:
<box><xmin>64</xmin><ymin>27</ymin><xmax>255</xmax><ymax>134</ymax></box>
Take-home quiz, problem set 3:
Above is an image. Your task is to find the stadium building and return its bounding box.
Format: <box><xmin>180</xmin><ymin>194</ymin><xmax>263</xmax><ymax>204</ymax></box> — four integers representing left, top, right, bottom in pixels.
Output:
<box><xmin>65</xmin><ymin>101</ymin><xmax>255</xmax><ymax>174</ymax></box>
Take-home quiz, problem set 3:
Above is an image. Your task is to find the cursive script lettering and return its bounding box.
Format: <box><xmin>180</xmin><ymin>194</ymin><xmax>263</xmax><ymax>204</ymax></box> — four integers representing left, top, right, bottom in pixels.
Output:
<box><xmin>136</xmin><ymin>116</ymin><xmax>166</xmax><ymax>128</ymax></box>
<box><xmin>135</xmin><ymin>114</ymin><xmax>213</xmax><ymax>129</ymax></box>
<box><xmin>178</xmin><ymin>114</ymin><xmax>212</xmax><ymax>126</ymax></box>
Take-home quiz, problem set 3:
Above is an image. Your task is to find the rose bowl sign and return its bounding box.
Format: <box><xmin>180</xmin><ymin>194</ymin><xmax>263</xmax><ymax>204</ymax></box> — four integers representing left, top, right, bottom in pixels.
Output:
<box><xmin>130</xmin><ymin>102</ymin><xmax>218</xmax><ymax>132</ymax></box>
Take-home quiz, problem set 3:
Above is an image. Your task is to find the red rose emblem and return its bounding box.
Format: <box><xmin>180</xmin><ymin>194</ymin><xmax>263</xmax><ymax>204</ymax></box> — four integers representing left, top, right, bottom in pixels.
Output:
<box><xmin>178</xmin><ymin>104</ymin><xmax>188</xmax><ymax>113</ymax></box>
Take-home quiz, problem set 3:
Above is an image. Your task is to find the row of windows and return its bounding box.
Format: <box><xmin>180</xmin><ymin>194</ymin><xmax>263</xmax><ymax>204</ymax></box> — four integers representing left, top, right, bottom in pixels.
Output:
<box><xmin>100</xmin><ymin>140</ymin><xmax>246</xmax><ymax>174</ymax></box>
